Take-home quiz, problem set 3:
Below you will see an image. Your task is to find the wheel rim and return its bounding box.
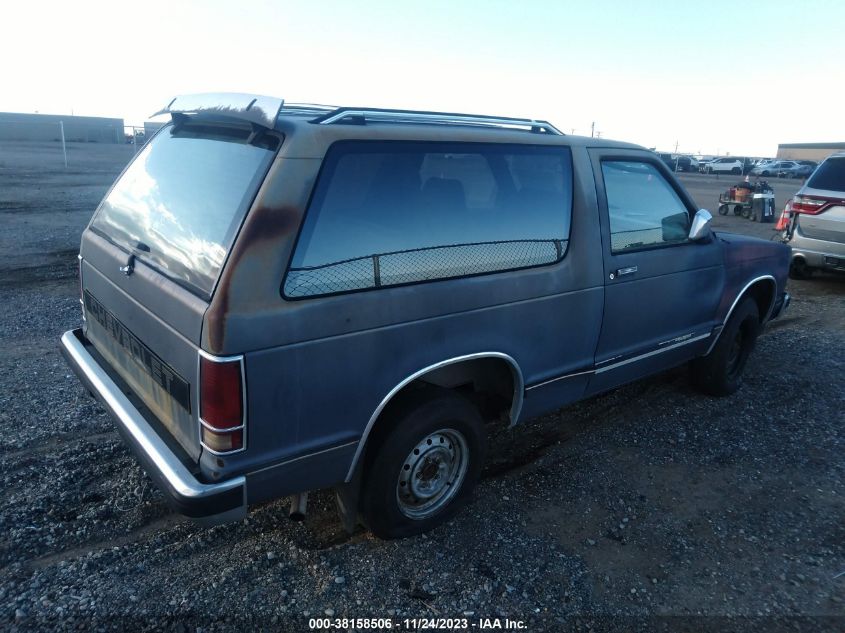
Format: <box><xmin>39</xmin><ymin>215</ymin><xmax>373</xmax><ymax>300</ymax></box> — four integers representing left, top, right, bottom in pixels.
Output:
<box><xmin>396</xmin><ymin>428</ymin><xmax>469</xmax><ymax>519</ymax></box>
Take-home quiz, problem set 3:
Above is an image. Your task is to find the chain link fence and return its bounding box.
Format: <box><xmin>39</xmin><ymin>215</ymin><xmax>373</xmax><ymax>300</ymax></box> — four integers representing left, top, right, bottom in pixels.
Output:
<box><xmin>0</xmin><ymin>119</ymin><xmax>123</xmax><ymax>144</ymax></box>
<box><xmin>0</xmin><ymin>117</ymin><xmax>158</xmax><ymax>168</ymax></box>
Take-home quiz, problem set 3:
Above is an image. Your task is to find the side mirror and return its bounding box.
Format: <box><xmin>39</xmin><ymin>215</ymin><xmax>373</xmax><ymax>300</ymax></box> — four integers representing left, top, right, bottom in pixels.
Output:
<box><xmin>661</xmin><ymin>211</ymin><xmax>690</xmax><ymax>242</ymax></box>
<box><xmin>689</xmin><ymin>209</ymin><xmax>712</xmax><ymax>241</ymax></box>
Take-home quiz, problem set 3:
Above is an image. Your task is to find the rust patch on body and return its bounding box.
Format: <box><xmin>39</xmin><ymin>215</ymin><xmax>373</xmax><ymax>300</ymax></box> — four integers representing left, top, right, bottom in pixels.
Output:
<box><xmin>205</xmin><ymin>204</ymin><xmax>302</xmax><ymax>353</ymax></box>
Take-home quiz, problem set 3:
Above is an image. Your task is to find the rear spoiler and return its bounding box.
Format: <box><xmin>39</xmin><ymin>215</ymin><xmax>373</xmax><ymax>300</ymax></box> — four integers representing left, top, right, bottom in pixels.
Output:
<box><xmin>153</xmin><ymin>93</ymin><xmax>284</xmax><ymax>129</ymax></box>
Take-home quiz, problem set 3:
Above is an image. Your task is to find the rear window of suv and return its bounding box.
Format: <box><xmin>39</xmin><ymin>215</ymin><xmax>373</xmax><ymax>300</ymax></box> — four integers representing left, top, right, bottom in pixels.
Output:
<box><xmin>284</xmin><ymin>141</ymin><xmax>573</xmax><ymax>298</ymax></box>
<box><xmin>90</xmin><ymin>122</ymin><xmax>278</xmax><ymax>298</ymax></box>
<box><xmin>806</xmin><ymin>156</ymin><xmax>845</xmax><ymax>191</ymax></box>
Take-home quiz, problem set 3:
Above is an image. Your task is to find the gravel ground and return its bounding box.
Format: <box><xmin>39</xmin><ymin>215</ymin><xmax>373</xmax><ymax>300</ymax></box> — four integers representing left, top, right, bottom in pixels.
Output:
<box><xmin>1</xmin><ymin>143</ymin><xmax>843</xmax><ymax>632</ymax></box>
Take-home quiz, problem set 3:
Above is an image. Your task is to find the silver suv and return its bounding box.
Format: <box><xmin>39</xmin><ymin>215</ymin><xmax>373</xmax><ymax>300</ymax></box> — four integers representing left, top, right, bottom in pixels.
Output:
<box><xmin>786</xmin><ymin>152</ymin><xmax>845</xmax><ymax>278</ymax></box>
<box><xmin>704</xmin><ymin>157</ymin><xmax>745</xmax><ymax>175</ymax></box>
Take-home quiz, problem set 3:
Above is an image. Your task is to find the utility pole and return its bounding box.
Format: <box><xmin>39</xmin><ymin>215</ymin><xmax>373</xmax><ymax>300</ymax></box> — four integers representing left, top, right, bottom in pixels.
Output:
<box><xmin>591</xmin><ymin>122</ymin><xmax>595</xmax><ymax>138</ymax></box>
<box><xmin>59</xmin><ymin>121</ymin><xmax>67</xmax><ymax>168</ymax></box>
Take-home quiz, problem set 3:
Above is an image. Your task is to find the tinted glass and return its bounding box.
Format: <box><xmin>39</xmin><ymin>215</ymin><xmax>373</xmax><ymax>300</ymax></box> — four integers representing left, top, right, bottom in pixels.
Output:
<box><xmin>601</xmin><ymin>161</ymin><xmax>690</xmax><ymax>252</ymax></box>
<box><xmin>91</xmin><ymin>123</ymin><xmax>275</xmax><ymax>297</ymax></box>
<box><xmin>284</xmin><ymin>142</ymin><xmax>573</xmax><ymax>297</ymax></box>
<box><xmin>807</xmin><ymin>157</ymin><xmax>845</xmax><ymax>191</ymax></box>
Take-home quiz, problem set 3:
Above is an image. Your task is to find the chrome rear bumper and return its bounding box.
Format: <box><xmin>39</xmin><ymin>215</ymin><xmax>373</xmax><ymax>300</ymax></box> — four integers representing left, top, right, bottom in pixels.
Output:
<box><xmin>60</xmin><ymin>329</ymin><xmax>246</xmax><ymax>525</ymax></box>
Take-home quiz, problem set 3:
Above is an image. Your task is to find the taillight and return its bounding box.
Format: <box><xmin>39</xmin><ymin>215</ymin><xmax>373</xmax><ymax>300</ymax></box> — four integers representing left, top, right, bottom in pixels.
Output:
<box><xmin>201</xmin><ymin>427</ymin><xmax>244</xmax><ymax>453</ymax></box>
<box><xmin>199</xmin><ymin>353</ymin><xmax>245</xmax><ymax>454</ymax></box>
<box><xmin>791</xmin><ymin>195</ymin><xmax>844</xmax><ymax>215</ymax></box>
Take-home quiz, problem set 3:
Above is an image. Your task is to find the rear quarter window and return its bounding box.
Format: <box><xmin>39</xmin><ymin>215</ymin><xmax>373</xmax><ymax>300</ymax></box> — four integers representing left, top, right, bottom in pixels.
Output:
<box><xmin>284</xmin><ymin>141</ymin><xmax>573</xmax><ymax>298</ymax></box>
<box><xmin>806</xmin><ymin>157</ymin><xmax>845</xmax><ymax>192</ymax></box>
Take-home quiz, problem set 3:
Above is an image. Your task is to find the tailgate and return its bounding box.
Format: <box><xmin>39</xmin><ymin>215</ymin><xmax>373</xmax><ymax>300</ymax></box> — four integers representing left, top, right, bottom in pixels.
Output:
<box><xmin>81</xmin><ymin>232</ymin><xmax>206</xmax><ymax>459</ymax></box>
<box><xmin>798</xmin><ymin>204</ymin><xmax>845</xmax><ymax>244</ymax></box>
<box><xmin>77</xmin><ymin>119</ymin><xmax>279</xmax><ymax>460</ymax></box>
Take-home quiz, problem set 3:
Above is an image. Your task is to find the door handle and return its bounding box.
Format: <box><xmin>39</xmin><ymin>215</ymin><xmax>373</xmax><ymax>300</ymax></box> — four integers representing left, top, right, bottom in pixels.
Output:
<box><xmin>610</xmin><ymin>266</ymin><xmax>637</xmax><ymax>280</ymax></box>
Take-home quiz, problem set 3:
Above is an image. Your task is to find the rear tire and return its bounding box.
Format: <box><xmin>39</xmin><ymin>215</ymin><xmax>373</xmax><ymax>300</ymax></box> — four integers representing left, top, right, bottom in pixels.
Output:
<box><xmin>731</xmin><ymin>167</ymin><xmax>741</xmax><ymax>175</ymax></box>
<box><xmin>360</xmin><ymin>390</ymin><xmax>486</xmax><ymax>539</ymax></box>
<box><xmin>789</xmin><ymin>257</ymin><xmax>814</xmax><ymax>279</ymax></box>
<box><xmin>690</xmin><ymin>298</ymin><xmax>760</xmax><ymax>396</ymax></box>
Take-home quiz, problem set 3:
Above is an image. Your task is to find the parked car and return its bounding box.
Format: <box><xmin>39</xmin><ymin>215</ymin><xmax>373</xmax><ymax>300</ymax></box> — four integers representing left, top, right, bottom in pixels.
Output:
<box><xmin>658</xmin><ymin>153</ymin><xmax>692</xmax><ymax>172</ymax></box>
<box><xmin>792</xmin><ymin>164</ymin><xmax>815</xmax><ymax>179</ymax></box>
<box><xmin>751</xmin><ymin>160</ymin><xmax>775</xmax><ymax>173</ymax></box>
<box><xmin>705</xmin><ymin>157</ymin><xmax>746</xmax><ymax>175</ymax></box>
<box><xmin>698</xmin><ymin>158</ymin><xmax>716</xmax><ymax>173</ymax></box>
<box><xmin>60</xmin><ymin>93</ymin><xmax>791</xmax><ymax>538</ymax></box>
<box><xmin>752</xmin><ymin>160</ymin><xmax>801</xmax><ymax>178</ymax></box>
<box><xmin>785</xmin><ymin>152</ymin><xmax>845</xmax><ymax>278</ymax></box>
<box><xmin>687</xmin><ymin>156</ymin><xmax>700</xmax><ymax>172</ymax></box>
<box><xmin>789</xmin><ymin>161</ymin><xmax>818</xmax><ymax>179</ymax></box>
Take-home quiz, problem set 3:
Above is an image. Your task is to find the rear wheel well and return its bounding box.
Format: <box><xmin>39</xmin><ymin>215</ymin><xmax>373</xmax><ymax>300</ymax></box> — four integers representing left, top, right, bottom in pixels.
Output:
<box><xmin>357</xmin><ymin>357</ymin><xmax>519</xmax><ymax>475</ymax></box>
<box><xmin>741</xmin><ymin>279</ymin><xmax>776</xmax><ymax>323</ymax></box>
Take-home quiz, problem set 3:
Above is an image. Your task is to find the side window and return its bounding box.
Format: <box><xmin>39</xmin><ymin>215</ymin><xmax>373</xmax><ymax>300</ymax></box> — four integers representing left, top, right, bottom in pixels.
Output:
<box><xmin>283</xmin><ymin>142</ymin><xmax>573</xmax><ymax>298</ymax></box>
<box><xmin>601</xmin><ymin>161</ymin><xmax>691</xmax><ymax>252</ymax></box>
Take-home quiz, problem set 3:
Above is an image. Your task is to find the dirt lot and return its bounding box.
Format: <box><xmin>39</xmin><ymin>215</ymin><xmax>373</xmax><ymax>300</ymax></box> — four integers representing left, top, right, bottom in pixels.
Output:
<box><xmin>1</xmin><ymin>142</ymin><xmax>843</xmax><ymax>632</ymax></box>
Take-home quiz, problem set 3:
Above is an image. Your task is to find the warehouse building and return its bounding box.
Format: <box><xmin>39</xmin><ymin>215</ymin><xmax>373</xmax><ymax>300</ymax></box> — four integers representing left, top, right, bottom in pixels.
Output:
<box><xmin>0</xmin><ymin>112</ymin><xmax>124</xmax><ymax>143</ymax></box>
<box><xmin>776</xmin><ymin>142</ymin><xmax>845</xmax><ymax>162</ymax></box>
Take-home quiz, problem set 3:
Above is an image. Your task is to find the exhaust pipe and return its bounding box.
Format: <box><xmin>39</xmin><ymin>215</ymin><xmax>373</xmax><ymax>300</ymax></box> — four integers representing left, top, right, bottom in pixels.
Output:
<box><xmin>289</xmin><ymin>492</ymin><xmax>308</xmax><ymax>521</ymax></box>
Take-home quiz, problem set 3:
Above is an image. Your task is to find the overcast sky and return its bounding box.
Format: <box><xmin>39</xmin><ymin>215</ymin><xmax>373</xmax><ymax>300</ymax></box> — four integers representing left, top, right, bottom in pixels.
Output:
<box><xmin>1</xmin><ymin>0</ymin><xmax>842</xmax><ymax>156</ymax></box>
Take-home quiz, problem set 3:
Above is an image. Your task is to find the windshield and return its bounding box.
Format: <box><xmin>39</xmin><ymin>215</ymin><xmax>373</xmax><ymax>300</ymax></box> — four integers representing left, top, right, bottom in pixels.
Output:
<box><xmin>90</xmin><ymin>122</ymin><xmax>277</xmax><ymax>297</ymax></box>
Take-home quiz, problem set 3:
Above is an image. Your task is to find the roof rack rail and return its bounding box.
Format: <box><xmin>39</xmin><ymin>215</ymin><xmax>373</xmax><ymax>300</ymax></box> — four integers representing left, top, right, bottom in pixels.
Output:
<box><xmin>312</xmin><ymin>107</ymin><xmax>563</xmax><ymax>135</ymax></box>
<box><xmin>282</xmin><ymin>102</ymin><xmax>338</xmax><ymax>114</ymax></box>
